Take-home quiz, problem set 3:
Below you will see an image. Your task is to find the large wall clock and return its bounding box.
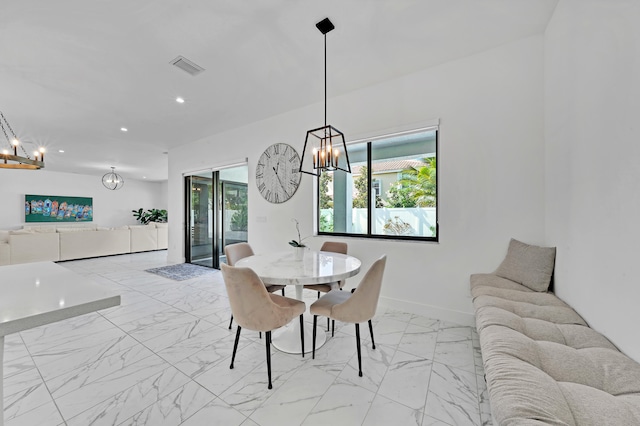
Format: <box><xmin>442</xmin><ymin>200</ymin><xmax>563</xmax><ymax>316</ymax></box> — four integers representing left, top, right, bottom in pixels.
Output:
<box><xmin>256</xmin><ymin>143</ymin><xmax>302</xmax><ymax>204</ymax></box>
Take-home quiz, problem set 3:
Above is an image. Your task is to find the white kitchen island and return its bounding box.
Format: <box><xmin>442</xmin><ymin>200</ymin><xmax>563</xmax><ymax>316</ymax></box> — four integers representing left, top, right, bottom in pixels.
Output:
<box><xmin>0</xmin><ymin>261</ymin><xmax>120</xmax><ymax>426</ymax></box>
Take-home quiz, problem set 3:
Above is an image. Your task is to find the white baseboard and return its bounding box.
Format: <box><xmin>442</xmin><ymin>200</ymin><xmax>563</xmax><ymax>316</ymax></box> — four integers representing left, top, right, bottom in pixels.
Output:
<box><xmin>167</xmin><ymin>256</ymin><xmax>186</xmax><ymax>264</ymax></box>
<box><xmin>379</xmin><ymin>295</ymin><xmax>476</xmax><ymax>327</ymax></box>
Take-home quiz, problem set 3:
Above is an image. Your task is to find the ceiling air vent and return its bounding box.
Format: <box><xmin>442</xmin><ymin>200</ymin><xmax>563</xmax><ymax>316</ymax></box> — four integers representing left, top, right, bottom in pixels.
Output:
<box><xmin>170</xmin><ymin>56</ymin><xmax>205</xmax><ymax>76</ymax></box>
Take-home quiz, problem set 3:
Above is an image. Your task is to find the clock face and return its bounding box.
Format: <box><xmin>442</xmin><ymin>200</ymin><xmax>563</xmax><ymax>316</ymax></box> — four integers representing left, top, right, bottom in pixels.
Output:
<box><xmin>256</xmin><ymin>143</ymin><xmax>301</xmax><ymax>204</ymax></box>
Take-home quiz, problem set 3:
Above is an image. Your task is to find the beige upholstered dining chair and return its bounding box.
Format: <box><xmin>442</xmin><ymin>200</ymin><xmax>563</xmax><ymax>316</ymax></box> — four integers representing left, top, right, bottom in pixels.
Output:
<box><xmin>304</xmin><ymin>241</ymin><xmax>348</xmax><ymax>333</ymax></box>
<box><xmin>225</xmin><ymin>243</ymin><xmax>285</xmax><ymax>330</ymax></box>
<box><xmin>221</xmin><ymin>263</ymin><xmax>305</xmax><ymax>389</ymax></box>
<box><xmin>310</xmin><ymin>255</ymin><xmax>386</xmax><ymax>377</ymax></box>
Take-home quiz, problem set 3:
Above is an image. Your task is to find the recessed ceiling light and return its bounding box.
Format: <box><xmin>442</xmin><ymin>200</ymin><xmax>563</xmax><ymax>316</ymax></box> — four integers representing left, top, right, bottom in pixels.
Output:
<box><xmin>176</xmin><ymin>97</ymin><xmax>185</xmax><ymax>104</ymax></box>
<box><xmin>143</xmin><ymin>176</ymin><xmax>147</xmax><ymax>179</ymax></box>
<box><xmin>121</xmin><ymin>127</ymin><xmax>128</xmax><ymax>132</ymax></box>
<box><xmin>58</xmin><ymin>150</ymin><xmax>65</xmax><ymax>153</ymax></box>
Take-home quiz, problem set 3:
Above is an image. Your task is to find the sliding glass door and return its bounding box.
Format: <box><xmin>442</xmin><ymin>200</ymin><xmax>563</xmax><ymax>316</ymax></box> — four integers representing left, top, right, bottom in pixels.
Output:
<box><xmin>185</xmin><ymin>165</ymin><xmax>248</xmax><ymax>269</ymax></box>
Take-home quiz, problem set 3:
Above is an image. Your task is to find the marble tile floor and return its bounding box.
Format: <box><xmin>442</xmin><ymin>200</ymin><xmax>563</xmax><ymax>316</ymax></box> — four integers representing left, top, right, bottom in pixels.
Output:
<box><xmin>3</xmin><ymin>251</ymin><xmax>492</xmax><ymax>426</ymax></box>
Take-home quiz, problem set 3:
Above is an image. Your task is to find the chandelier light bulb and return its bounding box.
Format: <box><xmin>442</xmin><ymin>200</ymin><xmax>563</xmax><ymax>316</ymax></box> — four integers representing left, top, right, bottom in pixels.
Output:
<box><xmin>0</xmin><ymin>111</ymin><xmax>45</xmax><ymax>169</ymax></box>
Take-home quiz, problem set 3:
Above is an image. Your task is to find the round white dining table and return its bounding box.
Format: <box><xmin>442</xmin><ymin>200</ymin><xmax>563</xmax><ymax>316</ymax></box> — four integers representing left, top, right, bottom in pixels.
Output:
<box><xmin>235</xmin><ymin>250</ymin><xmax>361</xmax><ymax>354</ymax></box>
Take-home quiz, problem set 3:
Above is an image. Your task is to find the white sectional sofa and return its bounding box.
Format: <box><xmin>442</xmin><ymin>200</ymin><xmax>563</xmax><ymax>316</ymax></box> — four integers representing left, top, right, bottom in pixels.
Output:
<box><xmin>130</xmin><ymin>225</ymin><xmax>158</xmax><ymax>253</ymax></box>
<box><xmin>58</xmin><ymin>227</ymin><xmax>131</xmax><ymax>261</ymax></box>
<box><xmin>0</xmin><ymin>223</ymin><xmax>168</xmax><ymax>265</ymax></box>
<box><xmin>0</xmin><ymin>241</ymin><xmax>11</xmax><ymax>266</ymax></box>
<box><xmin>5</xmin><ymin>228</ymin><xmax>60</xmax><ymax>264</ymax></box>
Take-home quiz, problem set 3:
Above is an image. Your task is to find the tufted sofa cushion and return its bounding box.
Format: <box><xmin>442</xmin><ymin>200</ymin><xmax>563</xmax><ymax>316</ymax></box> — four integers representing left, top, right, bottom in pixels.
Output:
<box><xmin>472</xmin><ymin>285</ymin><xmax>568</xmax><ymax>306</ymax></box>
<box><xmin>472</xmin><ymin>272</ymin><xmax>640</xmax><ymax>425</ymax></box>
<box><xmin>480</xmin><ymin>325</ymin><xmax>640</xmax><ymax>425</ymax></box>
<box><xmin>474</xmin><ymin>295</ymin><xmax>587</xmax><ymax>325</ymax></box>
<box><xmin>475</xmin><ymin>306</ymin><xmax>617</xmax><ymax>351</ymax></box>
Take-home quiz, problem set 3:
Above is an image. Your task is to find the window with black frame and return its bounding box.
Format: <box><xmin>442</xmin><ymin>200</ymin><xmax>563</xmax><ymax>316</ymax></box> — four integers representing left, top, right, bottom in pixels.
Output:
<box><xmin>317</xmin><ymin>128</ymin><xmax>438</xmax><ymax>241</ymax></box>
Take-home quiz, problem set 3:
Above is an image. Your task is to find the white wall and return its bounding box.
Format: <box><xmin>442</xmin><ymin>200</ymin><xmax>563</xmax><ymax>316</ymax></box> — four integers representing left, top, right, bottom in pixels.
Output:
<box><xmin>157</xmin><ymin>180</ymin><xmax>169</xmax><ymax>211</ymax></box>
<box><xmin>0</xmin><ymin>169</ymin><xmax>166</xmax><ymax>229</ymax></box>
<box><xmin>169</xmin><ymin>35</ymin><xmax>546</xmax><ymax>325</ymax></box>
<box><xmin>545</xmin><ymin>0</ymin><xmax>640</xmax><ymax>361</ymax></box>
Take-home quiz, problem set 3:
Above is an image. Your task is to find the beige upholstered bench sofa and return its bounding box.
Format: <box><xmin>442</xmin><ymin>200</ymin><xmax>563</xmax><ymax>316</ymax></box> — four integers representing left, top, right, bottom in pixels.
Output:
<box><xmin>471</xmin><ymin>239</ymin><xmax>640</xmax><ymax>425</ymax></box>
<box><xmin>0</xmin><ymin>223</ymin><xmax>168</xmax><ymax>265</ymax></box>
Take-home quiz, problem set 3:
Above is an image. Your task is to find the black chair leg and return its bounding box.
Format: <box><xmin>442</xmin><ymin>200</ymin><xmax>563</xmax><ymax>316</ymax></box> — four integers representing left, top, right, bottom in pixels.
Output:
<box><xmin>259</xmin><ymin>332</ymin><xmax>262</xmax><ymax>339</ymax></box>
<box><xmin>265</xmin><ymin>330</ymin><xmax>273</xmax><ymax>389</ymax></box>
<box><xmin>368</xmin><ymin>319</ymin><xmax>376</xmax><ymax>350</ymax></box>
<box><xmin>327</xmin><ymin>317</ymin><xmax>330</xmax><ymax>332</ymax></box>
<box><xmin>312</xmin><ymin>315</ymin><xmax>317</xmax><ymax>359</ymax></box>
<box><xmin>230</xmin><ymin>326</ymin><xmax>241</xmax><ymax>369</ymax></box>
<box><xmin>299</xmin><ymin>314</ymin><xmax>305</xmax><ymax>357</ymax></box>
<box><xmin>317</xmin><ymin>291</ymin><xmax>320</xmax><ymax>298</ymax></box>
<box><xmin>228</xmin><ymin>314</ymin><xmax>233</xmax><ymax>330</ymax></box>
<box><xmin>332</xmin><ymin>320</ymin><xmax>335</xmax><ymax>337</ymax></box>
<box><xmin>355</xmin><ymin>323</ymin><xmax>363</xmax><ymax>377</ymax></box>
<box><xmin>281</xmin><ymin>288</ymin><xmax>285</xmax><ymax>296</ymax></box>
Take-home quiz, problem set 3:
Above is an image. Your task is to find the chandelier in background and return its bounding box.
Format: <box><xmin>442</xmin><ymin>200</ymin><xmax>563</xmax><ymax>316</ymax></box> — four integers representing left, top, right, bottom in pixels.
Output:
<box><xmin>0</xmin><ymin>111</ymin><xmax>45</xmax><ymax>170</ymax></box>
<box><xmin>299</xmin><ymin>17</ymin><xmax>351</xmax><ymax>177</ymax></box>
<box><xmin>102</xmin><ymin>167</ymin><xmax>124</xmax><ymax>190</ymax></box>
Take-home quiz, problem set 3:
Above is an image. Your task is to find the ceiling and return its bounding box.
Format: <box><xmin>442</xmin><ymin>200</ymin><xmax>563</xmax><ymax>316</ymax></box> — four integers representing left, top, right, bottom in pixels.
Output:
<box><xmin>0</xmin><ymin>0</ymin><xmax>557</xmax><ymax>182</ymax></box>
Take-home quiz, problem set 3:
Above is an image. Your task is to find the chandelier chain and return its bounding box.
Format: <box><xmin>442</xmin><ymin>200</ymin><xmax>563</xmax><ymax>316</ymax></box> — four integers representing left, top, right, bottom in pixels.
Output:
<box><xmin>0</xmin><ymin>111</ymin><xmax>32</xmax><ymax>159</ymax></box>
<box><xmin>0</xmin><ymin>119</ymin><xmax>10</xmax><ymax>145</ymax></box>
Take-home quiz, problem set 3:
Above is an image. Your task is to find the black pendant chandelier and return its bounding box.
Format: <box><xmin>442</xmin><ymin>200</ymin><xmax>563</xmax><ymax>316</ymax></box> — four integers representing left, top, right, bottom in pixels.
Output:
<box><xmin>0</xmin><ymin>111</ymin><xmax>45</xmax><ymax>170</ymax></box>
<box><xmin>299</xmin><ymin>18</ymin><xmax>351</xmax><ymax>177</ymax></box>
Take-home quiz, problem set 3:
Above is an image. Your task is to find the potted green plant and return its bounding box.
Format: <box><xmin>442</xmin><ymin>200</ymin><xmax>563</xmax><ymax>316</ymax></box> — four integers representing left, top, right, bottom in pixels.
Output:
<box><xmin>132</xmin><ymin>208</ymin><xmax>168</xmax><ymax>225</ymax></box>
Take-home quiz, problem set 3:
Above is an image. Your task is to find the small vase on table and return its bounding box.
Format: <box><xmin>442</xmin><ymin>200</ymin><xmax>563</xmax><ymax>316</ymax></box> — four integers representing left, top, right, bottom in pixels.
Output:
<box><xmin>293</xmin><ymin>246</ymin><xmax>306</xmax><ymax>260</ymax></box>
